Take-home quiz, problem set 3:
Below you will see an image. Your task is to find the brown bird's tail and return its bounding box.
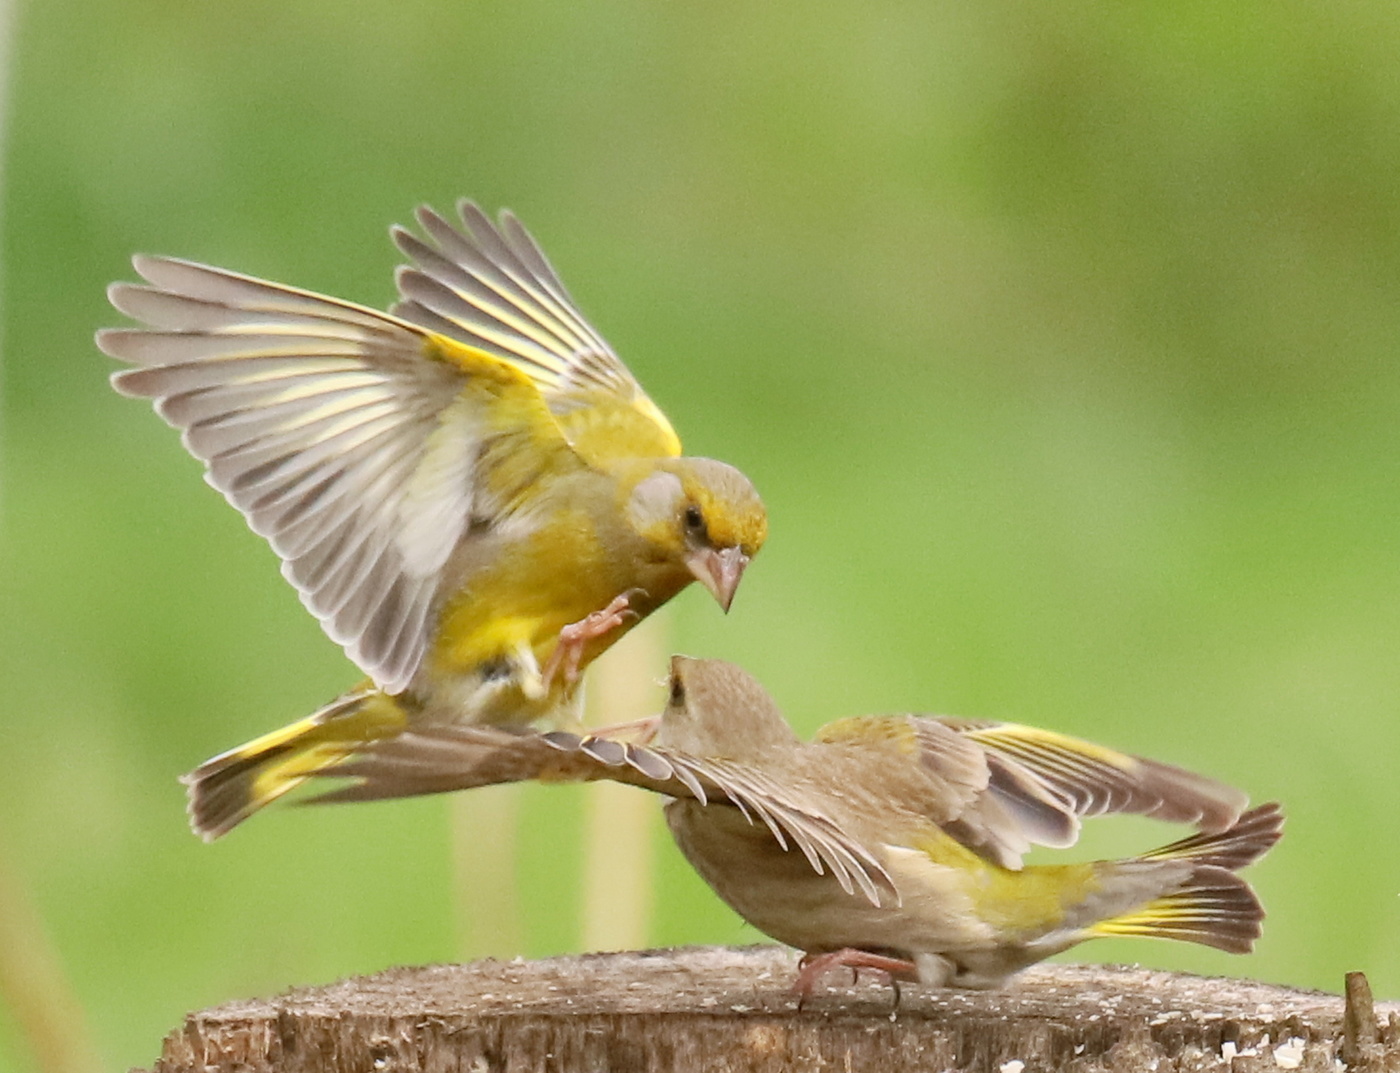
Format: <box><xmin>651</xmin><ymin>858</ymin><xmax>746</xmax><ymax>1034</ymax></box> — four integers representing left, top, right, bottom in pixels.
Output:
<box><xmin>182</xmin><ymin>685</ymin><xmax>408</xmax><ymax>840</ymax></box>
<box><xmin>1089</xmin><ymin>803</ymin><xmax>1284</xmax><ymax>954</ymax></box>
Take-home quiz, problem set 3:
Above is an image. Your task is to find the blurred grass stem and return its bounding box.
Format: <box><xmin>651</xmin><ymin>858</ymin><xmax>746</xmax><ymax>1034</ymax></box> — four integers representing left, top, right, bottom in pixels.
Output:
<box><xmin>450</xmin><ymin>785</ymin><xmax>525</xmax><ymax>959</ymax></box>
<box><xmin>580</xmin><ymin>615</ymin><xmax>666</xmax><ymax>951</ymax></box>
<box><xmin>0</xmin><ymin>829</ymin><xmax>103</xmax><ymax>1073</ymax></box>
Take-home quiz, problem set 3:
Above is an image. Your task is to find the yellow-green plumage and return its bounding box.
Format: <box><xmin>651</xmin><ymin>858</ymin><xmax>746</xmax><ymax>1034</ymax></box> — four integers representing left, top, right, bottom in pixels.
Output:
<box><xmin>183</xmin><ymin>685</ymin><xmax>407</xmax><ymax>839</ymax></box>
<box><xmin>911</xmin><ymin>826</ymin><xmax>1103</xmax><ymax>934</ymax></box>
<box><xmin>100</xmin><ymin>204</ymin><xmax>767</xmax><ymax>839</ymax></box>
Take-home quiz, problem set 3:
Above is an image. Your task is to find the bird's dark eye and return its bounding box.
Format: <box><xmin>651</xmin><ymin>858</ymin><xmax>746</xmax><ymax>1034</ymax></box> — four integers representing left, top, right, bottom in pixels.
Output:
<box><xmin>684</xmin><ymin>505</ymin><xmax>704</xmax><ymax>531</ymax></box>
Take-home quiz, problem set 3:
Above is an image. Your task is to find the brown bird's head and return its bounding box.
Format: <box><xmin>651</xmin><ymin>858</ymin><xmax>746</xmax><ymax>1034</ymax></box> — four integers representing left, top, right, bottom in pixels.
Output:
<box><xmin>657</xmin><ymin>656</ymin><xmax>798</xmax><ymax>758</ymax></box>
<box><xmin>625</xmin><ymin>458</ymin><xmax>767</xmax><ymax>611</ymax></box>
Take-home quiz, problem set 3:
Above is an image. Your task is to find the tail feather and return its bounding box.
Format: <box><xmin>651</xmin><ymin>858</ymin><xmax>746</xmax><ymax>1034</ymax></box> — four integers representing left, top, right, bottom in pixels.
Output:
<box><xmin>1139</xmin><ymin>802</ymin><xmax>1284</xmax><ymax>870</ymax></box>
<box><xmin>1090</xmin><ymin>866</ymin><xmax>1265</xmax><ymax>953</ymax></box>
<box><xmin>182</xmin><ymin>686</ymin><xmax>403</xmax><ymax>840</ymax></box>
<box><xmin>1089</xmin><ymin>803</ymin><xmax>1283</xmax><ymax>954</ymax></box>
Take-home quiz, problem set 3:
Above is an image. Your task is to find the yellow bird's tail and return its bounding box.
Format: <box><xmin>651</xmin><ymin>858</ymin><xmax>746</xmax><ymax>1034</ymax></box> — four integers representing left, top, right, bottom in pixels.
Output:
<box><xmin>1089</xmin><ymin>802</ymin><xmax>1283</xmax><ymax>953</ymax></box>
<box><xmin>182</xmin><ymin>685</ymin><xmax>409</xmax><ymax>841</ymax></box>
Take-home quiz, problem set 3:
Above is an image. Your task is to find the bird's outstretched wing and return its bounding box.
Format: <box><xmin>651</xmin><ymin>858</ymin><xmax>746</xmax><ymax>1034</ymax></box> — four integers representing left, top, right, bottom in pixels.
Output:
<box><xmin>815</xmin><ymin>714</ymin><xmax>1248</xmax><ymax>870</ymax></box>
<box><xmin>98</xmin><ymin>250</ymin><xmax>580</xmax><ymax>694</ymax></box>
<box><xmin>315</xmin><ymin>725</ymin><xmax>898</xmax><ymax>907</ymax></box>
<box><xmin>937</xmin><ymin>718</ymin><xmax>1248</xmax><ymax>833</ymax></box>
<box><xmin>392</xmin><ymin>202</ymin><xmax>682</xmax><ymax>464</ymax></box>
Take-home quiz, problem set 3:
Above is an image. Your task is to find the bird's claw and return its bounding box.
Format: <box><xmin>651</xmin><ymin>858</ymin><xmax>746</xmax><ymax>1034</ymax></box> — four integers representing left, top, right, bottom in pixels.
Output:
<box><xmin>541</xmin><ymin>591</ymin><xmax>644</xmax><ymax>689</ymax></box>
<box><xmin>590</xmin><ymin>714</ymin><xmax>662</xmax><ymax>744</ymax></box>
<box><xmin>792</xmin><ymin>949</ymin><xmax>918</xmax><ymax>1008</ymax></box>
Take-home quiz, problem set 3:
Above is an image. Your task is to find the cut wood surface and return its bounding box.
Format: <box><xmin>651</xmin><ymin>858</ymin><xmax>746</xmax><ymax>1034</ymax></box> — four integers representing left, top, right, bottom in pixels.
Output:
<box><xmin>145</xmin><ymin>946</ymin><xmax>1399</xmax><ymax>1073</ymax></box>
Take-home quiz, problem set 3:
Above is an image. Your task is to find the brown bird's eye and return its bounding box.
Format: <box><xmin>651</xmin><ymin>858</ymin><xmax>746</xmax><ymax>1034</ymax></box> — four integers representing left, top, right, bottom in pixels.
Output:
<box><xmin>684</xmin><ymin>505</ymin><xmax>704</xmax><ymax>531</ymax></box>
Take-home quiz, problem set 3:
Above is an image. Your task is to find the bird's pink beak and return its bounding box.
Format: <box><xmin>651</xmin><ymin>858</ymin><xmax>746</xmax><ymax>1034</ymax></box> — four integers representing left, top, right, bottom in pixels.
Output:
<box><xmin>686</xmin><ymin>546</ymin><xmax>750</xmax><ymax>613</ymax></box>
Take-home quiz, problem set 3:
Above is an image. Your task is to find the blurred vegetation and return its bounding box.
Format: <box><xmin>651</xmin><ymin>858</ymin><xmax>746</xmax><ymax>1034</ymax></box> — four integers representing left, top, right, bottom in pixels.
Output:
<box><xmin>2</xmin><ymin>0</ymin><xmax>1400</xmax><ymax>1068</ymax></box>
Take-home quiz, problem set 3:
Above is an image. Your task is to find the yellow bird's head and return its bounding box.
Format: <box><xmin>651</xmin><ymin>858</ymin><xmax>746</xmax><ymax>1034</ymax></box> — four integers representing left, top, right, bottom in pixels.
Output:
<box><xmin>625</xmin><ymin>458</ymin><xmax>767</xmax><ymax>612</ymax></box>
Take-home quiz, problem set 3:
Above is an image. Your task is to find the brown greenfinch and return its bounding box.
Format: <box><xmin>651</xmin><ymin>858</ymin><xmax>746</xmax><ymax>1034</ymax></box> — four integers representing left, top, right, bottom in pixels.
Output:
<box><xmin>97</xmin><ymin>204</ymin><xmax>767</xmax><ymax>840</ymax></box>
<box><xmin>319</xmin><ymin>657</ymin><xmax>1282</xmax><ymax>992</ymax></box>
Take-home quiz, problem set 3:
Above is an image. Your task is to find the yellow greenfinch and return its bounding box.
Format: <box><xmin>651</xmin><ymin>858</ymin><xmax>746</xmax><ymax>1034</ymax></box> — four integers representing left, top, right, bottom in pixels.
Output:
<box><xmin>97</xmin><ymin>204</ymin><xmax>767</xmax><ymax>840</ymax></box>
<box><xmin>319</xmin><ymin>657</ymin><xmax>1282</xmax><ymax>992</ymax></box>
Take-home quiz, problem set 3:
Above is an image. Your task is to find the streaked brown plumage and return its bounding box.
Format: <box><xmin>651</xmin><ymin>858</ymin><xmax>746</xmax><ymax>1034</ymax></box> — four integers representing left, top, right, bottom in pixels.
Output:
<box><xmin>317</xmin><ymin>657</ymin><xmax>1283</xmax><ymax>990</ymax></box>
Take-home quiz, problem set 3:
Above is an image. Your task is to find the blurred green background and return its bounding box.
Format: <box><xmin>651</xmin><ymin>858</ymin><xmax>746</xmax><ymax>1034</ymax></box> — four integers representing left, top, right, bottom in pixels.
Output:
<box><xmin>3</xmin><ymin>0</ymin><xmax>1400</xmax><ymax>1068</ymax></box>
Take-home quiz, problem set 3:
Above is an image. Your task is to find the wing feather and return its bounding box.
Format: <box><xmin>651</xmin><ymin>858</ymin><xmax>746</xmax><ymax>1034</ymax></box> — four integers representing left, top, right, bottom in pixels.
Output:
<box><xmin>392</xmin><ymin>204</ymin><xmax>682</xmax><ymax>462</ymax></box>
<box><xmin>395</xmin><ymin>215</ymin><xmax>601</xmax><ymax>378</ymax></box>
<box><xmin>455</xmin><ymin>203</ymin><xmax>611</xmax><ymax>361</ymax></box>
<box><xmin>816</xmin><ymin>712</ymin><xmax>1242</xmax><ymax>870</ymax></box>
<box><xmin>99</xmin><ymin>255</ymin><xmax>580</xmax><ymax>693</ymax></box>
<box><xmin>940</xmin><ymin>719</ymin><xmax>1248</xmax><ymax>834</ymax></box>
<box><xmin>314</xmin><ymin>725</ymin><xmax>897</xmax><ymax>906</ymax></box>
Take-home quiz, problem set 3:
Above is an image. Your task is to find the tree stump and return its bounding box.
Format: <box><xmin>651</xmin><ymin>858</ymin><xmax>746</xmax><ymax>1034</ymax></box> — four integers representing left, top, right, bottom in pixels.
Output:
<box><xmin>144</xmin><ymin>946</ymin><xmax>1400</xmax><ymax>1073</ymax></box>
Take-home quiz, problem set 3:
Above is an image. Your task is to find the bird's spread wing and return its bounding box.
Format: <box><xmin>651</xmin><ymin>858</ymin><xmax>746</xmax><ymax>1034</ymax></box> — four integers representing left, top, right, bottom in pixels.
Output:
<box><xmin>314</xmin><ymin>725</ymin><xmax>898</xmax><ymax>907</ymax></box>
<box><xmin>815</xmin><ymin>713</ymin><xmax>1247</xmax><ymax>870</ymax></box>
<box><xmin>391</xmin><ymin>202</ymin><xmax>682</xmax><ymax>464</ymax></box>
<box><xmin>937</xmin><ymin>718</ymin><xmax>1248</xmax><ymax>834</ymax></box>
<box><xmin>99</xmin><ymin>256</ymin><xmax>579</xmax><ymax>694</ymax></box>
<box><xmin>814</xmin><ymin>714</ymin><xmax>1074</xmax><ymax>869</ymax></box>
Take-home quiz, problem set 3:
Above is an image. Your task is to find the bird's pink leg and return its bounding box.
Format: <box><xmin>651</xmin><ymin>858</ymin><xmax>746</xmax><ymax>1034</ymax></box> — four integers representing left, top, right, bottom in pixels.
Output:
<box><xmin>541</xmin><ymin>590</ymin><xmax>642</xmax><ymax>689</ymax></box>
<box><xmin>792</xmin><ymin>948</ymin><xmax>919</xmax><ymax>999</ymax></box>
<box><xmin>589</xmin><ymin>714</ymin><xmax>662</xmax><ymax>744</ymax></box>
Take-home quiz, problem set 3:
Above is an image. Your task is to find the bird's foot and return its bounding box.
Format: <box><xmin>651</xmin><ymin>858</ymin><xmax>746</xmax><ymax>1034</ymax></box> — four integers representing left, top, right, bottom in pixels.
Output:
<box><xmin>589</xmin><ymin>714</ymin><xmax>662</xmax><ymax>744</ymax></box>
<box><xmin>541</xmin><ymin>590</ymin><xmax>643</xmax><ymax>689</ymax></box>
<box><xmin>792</xmin><ymin>949</ymin><xmax>918</xmax><ymax>1006</ymax></box>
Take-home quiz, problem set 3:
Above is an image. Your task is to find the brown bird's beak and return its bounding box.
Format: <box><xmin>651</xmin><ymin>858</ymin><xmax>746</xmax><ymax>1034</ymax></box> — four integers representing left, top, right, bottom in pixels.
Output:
<box><xmin>686</xmin><ymin>546</ymin><xmax>750</xmax><ymax>612</ymax></box>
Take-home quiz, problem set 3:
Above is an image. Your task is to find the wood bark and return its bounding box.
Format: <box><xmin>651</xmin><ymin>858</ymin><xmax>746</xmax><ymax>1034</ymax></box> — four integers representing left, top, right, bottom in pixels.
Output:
<box><xmin>143</xmin><ymin>945</ymin><xmax>1400</xmax><ymax>1073</ymax></box>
